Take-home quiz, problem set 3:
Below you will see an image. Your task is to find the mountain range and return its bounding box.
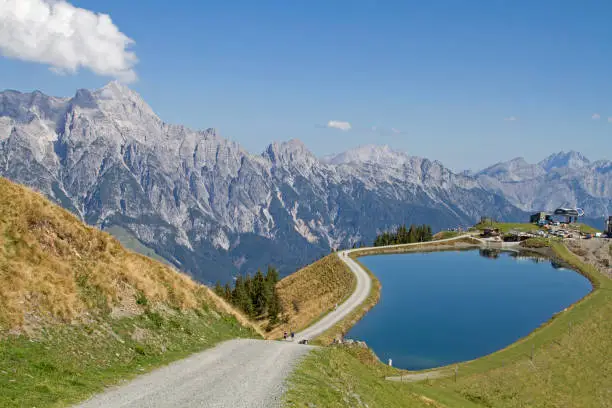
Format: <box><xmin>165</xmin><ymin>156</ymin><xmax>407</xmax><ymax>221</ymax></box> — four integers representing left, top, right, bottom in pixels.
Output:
<box><xmin>1</xmin><ymin>82</ymin><xmax>610</xmax><ymax>283</ymax></box>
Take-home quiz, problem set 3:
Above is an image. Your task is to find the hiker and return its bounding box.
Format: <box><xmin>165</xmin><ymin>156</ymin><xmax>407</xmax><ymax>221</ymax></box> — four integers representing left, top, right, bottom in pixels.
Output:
<box><xmin>283</xmin><ymin>331</ymin><xmax>287</xmax><ymax>340</ymax></box>
<box><xmin>291</xmin><ymin>331</ymin><xmax>295</xmax><ymax>340</ymax></box>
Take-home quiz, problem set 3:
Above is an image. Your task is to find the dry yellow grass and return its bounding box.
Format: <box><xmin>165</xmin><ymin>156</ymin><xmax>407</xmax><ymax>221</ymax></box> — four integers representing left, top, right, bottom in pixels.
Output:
<box><xmin>265</xmin><ymin>253</ymin><xmax>355</xmax><ymax>338</ymax></box>
<box><xmin>0</xmin><ymin>177</ymin><xmax>261</xmax><ymax>336</ymax></box>
<box><xmin>315</xmin><ymin>256</ymin><xmax>381</xmax><ymax>345</ymax></box>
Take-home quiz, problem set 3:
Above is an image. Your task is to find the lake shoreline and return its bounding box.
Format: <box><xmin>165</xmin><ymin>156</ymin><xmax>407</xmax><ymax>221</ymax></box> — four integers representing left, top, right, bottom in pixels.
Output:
<box><xmin>344</xmin><ymin>237</ymin><xmax>601</xmax><ymax>374</ymax></box>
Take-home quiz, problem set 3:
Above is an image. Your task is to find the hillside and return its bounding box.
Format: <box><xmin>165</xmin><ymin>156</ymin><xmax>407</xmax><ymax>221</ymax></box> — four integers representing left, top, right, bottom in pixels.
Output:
<box><xmin>265</xmin><ymin>254</ymin><xmax>356</xmax><ymax>339</ymax></box>
<box><xmin>0</xmin><ymin>177</ymin><xmax>259</xmax><ymax>407</ymax></box>
<box><xmin>286</xmin><ymin>239</ymin><xmax>612</xmax><ymax>408</ymax></box>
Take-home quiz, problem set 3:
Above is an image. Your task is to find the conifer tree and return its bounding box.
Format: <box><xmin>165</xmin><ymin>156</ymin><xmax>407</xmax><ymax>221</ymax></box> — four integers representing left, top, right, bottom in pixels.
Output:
<box><xmin>224</xmin><ymin>283</ymin><xmax>232</xmax><ymax>302</ymax></box>
<box><xmin>213</xmin><ymin>281</ymin><xmax>224</xmax><ymax>297</ymax></box>
<box><xmin>252</xmin><ymin>269</ymin><xmax>267</xmax><ymax>316</ymax></box>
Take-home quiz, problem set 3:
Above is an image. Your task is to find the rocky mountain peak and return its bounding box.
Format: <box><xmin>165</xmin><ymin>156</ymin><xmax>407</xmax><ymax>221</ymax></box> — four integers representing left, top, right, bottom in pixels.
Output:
<box><xmin>264</xmin><ymin>139</ymin><xmax>315</xmax><ymax>164</ymax></box>
<box><xmin>539</xmin><ymin>151</ymin><xmax>590</xmax><ymax>171</ymax></box>
<box><xmin>89</xmin><ymin>81</ymin><xmax>158</xmax><ymax>121</ymax></box>
<box><xmin>0</xmin><ymin>83</ymin><xmax>608</xmax><ymax>284</ymax></box>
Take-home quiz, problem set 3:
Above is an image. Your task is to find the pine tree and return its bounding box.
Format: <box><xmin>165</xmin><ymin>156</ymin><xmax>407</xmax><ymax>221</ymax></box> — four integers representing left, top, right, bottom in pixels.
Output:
<box><xmin>267</xmin><ymin>290</ymin><xmax>282</xmax><ymax>325</ymax></box>
<box><xmin>252</xmin><ymin>269</ymin><xmax>267</xmax><ymax>316</ymax></box>
<box><xmin>265</xmin><ymin>266</ymin><xmax>280</xmax><ymax>286</ymax></box>
<box><xmin>233</xmin><ymin>275</ymin><xmax>254</xmax><ymax>317</ymax></box>
<box><xmin>223</xmin><ymin>283</ymin><xmax>232</xmax><ymax>302</ymax></box>
<box><xmin>213</xmin><ymin>281</ymin><xmax>224</xmax><ymax>297</ymax></box>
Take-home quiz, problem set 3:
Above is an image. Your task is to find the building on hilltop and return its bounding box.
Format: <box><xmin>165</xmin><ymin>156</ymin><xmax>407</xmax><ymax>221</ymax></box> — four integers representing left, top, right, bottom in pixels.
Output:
<box><xmin>530</xmin><ymin>212</ymin><xmax>552</xmax><ymax>224</ymax></box>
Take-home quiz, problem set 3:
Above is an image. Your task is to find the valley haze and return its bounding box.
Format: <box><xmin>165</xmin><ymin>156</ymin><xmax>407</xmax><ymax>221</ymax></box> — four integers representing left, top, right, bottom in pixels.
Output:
<box><xmin>0</xmin><ymin>82</ymin><xmax>610</xmax><ymax>283</ymax></box>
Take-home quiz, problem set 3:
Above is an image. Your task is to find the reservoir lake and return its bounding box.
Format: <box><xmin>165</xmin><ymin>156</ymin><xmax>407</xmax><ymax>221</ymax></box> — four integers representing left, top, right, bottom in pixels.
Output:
<box><xmin>346</xmin><ymin>249</ymin><xmax>592</xmax><ymax>370</ymax></box>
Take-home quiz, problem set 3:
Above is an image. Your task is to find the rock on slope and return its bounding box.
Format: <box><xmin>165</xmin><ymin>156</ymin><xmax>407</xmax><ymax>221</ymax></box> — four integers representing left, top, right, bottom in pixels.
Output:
<box><xmin>4</xmin><ymin>82</ymin><xmax>607</xmax><ymax>283</ymax></box>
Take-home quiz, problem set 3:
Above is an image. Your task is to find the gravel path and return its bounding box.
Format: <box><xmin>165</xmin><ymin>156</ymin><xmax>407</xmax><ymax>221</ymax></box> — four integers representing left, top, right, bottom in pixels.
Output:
<box><xmin>74</xmin><ymin>339</ymin><xmax>314</xmax><ymax>408</ymax></box>
<box><xmin>292</xmin><ymin>250</ymin><xmax>372</xmax><ymax>342</ymax></box>
<box><xmin>74</xmin><ymin>251</ymin><xmax>375</xmax><ymax>408</ymax></box>
<box><xmin>73</xmin><ymin>236</ymin><xmax>480</xmax><ymax>407</ymax></box>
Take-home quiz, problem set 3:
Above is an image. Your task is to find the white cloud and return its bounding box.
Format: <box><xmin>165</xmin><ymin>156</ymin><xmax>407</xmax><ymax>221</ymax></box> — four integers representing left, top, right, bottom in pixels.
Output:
<box><xmin>504</xmin><ymin>116</ymin><xmax>518</xmax><ymax>121</ymax></box>
<box><xmin>326</xmin><ymin>120</ymin><xmax>352</xmax><ymax>131</ymax></box>
<box><xmin>592</xmin><ymin>113</ymin><xmax>601</xmax><ymax>120</ymax></box>
<box><xmin>0</xmin><ymin>0</ymin><xmax>138</xmax><ymax>82</ymax></box>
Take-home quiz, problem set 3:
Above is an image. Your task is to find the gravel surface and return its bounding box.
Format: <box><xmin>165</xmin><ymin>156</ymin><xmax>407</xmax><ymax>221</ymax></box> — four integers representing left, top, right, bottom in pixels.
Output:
<box><xmin>291</xmin><ymin>250</ymin><xmax>372</xmax><ymax>343</ymax></box>
<box><xmin>74</xmin><ymin>250</ymin><xmax>377</xmax><ymax>407</ymax></box>
<box><xmin>74</xmin><ymin>339</ymin><xmax>313</xmax><ymax>408</ymax></box>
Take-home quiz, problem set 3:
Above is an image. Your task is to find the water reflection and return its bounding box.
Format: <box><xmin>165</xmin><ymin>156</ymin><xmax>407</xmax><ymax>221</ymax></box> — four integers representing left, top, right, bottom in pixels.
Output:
<box><xmin>478</xmin><ymin>249</ymin><xmax>570</xmax><ymax>269</ymax></box>
<box><xmin>479</xmin><ymin>248</ymin><xmax>502</xmax><ymax>259</ymax></box>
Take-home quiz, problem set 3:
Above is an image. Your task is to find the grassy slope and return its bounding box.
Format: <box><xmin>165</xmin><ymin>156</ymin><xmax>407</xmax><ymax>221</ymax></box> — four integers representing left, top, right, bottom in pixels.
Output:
<box><xmin>265</xmin><ymin>254</ymin><xmax>355</xmax><ymax>339</ymax></box>
<box><xmin>0</xmin><ymin>177</ymin><xmax>259</xmax><ymax>407</ymax></box>
<box><xmin>474</xmin><ymin>221</ymin><xmax>542</xmax><ymax>233</ymax></box>
<box><xmin>314</xmin><ymin>256</ymin><xmax>381</xmax><ymax>345</ymax></box>
<box><xmin>104</xmin><ymin>224</ymin><xmax>172</xmax><ymax>266</ymax></box>
<box><xmin>286</xmin><ymin>231</ymin><xmax>611</xmax><ymax>407</ymax></box>
<box><xmin>475</xmin><ymin>221</ymin><xmax>600</xmax><ymax>235</ymax></box>
<box><xmin>433</xmin><ymin>231</ymin><xmax>461</xmax><ymax>240</ymax></box>
<box><xmin>574</xmin><ymin>223</ymin><xmax>601</xmax><ymax>234</ymax></box>
<box><xmin>432</xmin><ymin>241</ymin><xmax>611</xmax><ymax>407</ymax></box>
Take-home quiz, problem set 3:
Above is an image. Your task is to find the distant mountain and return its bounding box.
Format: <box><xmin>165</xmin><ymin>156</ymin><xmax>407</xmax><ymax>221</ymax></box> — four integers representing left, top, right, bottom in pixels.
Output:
<box><xmin>538</xmin><ymin>151</ymin><xmax>591</xmax><ymax>172</ymax></box>
<box><xmin>0</xmin><ymin>82</ymin><xmax>607</xmax><ymax>283</ymax></box>
<box><xmin>475</xmin><ymin>152</ymin><xmax>611</xmax><ymax>225</ymax></box>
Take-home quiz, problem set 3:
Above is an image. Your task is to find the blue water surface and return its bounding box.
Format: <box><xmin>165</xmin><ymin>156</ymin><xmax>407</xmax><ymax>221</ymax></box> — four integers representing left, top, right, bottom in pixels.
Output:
<box><xmin>346</xmin><ymin>250</ymin><xmax>591</xmax><ymax>370</ymax></box>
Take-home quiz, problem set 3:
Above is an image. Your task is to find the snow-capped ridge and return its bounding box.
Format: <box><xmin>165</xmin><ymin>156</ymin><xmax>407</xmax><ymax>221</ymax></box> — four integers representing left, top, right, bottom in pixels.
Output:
<box><xmin>324</xmin><ymin>144</ymin><xmax>408</xmax><ymax>166</ymax></box>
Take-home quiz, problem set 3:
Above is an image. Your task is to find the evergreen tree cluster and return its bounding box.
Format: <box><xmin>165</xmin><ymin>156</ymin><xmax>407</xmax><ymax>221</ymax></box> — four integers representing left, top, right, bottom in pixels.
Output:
<box><xmin>373</xmin><ymin>224</ymin><xmax>433</xmax><ymax>246</ymax></box>
<box><xmin>214</xmin><ymin>266</ymin><xmax>284</xmax><ymax>324</ymax></box>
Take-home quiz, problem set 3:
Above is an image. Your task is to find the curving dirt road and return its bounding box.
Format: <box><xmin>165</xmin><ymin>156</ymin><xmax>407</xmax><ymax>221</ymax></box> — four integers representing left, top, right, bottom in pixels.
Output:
<box><xmin>292</xmin><ymin>250</ymin><xmax>372</xmax><ymax>342</ymax></box>
<box><xmin>74</xmin><ymin>237</ymin><xmax>477</xmax><ymax>407</ymax></box>
<box><xmin>73</xmin><ymin>252</ymin><xmax>372</xmax><ymax>408</ymax></box>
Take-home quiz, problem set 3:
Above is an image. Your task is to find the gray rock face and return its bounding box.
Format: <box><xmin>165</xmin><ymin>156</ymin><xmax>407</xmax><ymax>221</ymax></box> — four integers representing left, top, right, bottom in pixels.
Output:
<box><xmin>0</xmin><ymin>82</ymin><xmax>605</xmax><ymax>283</ymax></box>
<box><xmin>475</xmin><ymin>152</ymin><xmax>611</xmax><ymax>224</ymax></box>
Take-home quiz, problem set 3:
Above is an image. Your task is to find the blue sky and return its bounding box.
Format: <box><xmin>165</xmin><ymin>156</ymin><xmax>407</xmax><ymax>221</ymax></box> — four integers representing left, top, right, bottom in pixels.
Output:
<box><xmin>0</xmin><ymin>1</ymin><xmax>610</xmax><ymax>170</ymax></box>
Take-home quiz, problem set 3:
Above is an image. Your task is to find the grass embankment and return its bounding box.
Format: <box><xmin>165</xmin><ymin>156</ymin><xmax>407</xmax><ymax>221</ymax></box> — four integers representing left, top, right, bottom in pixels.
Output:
<box><xmin>573</xmin><ymin>223</ymin><xmax>601</xmax><ymax>234</ymax></box>
<box><xmin>474</xmin><ymin>221</ymin><xmax>541</xmax><ymax>233</ymax></box>
<box><xmin>265</xmin><ymin>254</ymin><xmax>356</xmax><ymax>339</ymax></box>
<box><xmin>433</xmin><ymin>230</ymin><xmax>460</xmax><ymax>240</ymax></box>
<box><xmin>476</xmin><ymin>221</ymin><xmax>600</xmax><ymax>235</ymax></box>
<box><xmin>0</xmin><ymin>177</ymin><xmax>259</xmax><ymax>407</ymax></box>
<box><xmin>287</xmin><ymin>230</ymin><xmax>611</xmax><ymax>407</ymax></box>
<box><xmin>314</xmin><ymin>256</ymin><xmax>381</xmax><ymax>345</ymax></box>
<box><xmin>285</xmin><ymin>346</ymin><xmax>478</xmax><ymax>408</ymax></box>
<box><xmin>430</xmin><ymin>240</ymin><xmax>611</xmax><ymax>407</ymax></box>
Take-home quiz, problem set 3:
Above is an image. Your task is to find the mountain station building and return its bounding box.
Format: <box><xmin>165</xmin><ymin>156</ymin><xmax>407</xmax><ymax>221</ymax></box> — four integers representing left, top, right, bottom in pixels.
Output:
<box><xmin>530</xmin><ymin>212</ymin><xmax>552</xmax><ymax>224</ymax></box>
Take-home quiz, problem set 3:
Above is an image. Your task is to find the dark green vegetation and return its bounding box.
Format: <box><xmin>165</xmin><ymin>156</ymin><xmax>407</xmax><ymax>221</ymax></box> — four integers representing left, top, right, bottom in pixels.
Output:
<box><xmin>214</xmin><ymin>267</ymin><xmax>284</xmax><ymax>327</ymax></box>
<box><xmin>0</xmin><ymin>177</ymin><xmax>258</xmax><ymax>407</ymax></box>
<box><xmin>287</xmin><ymin>228</ymin><xmax>611</xmax><ymax>407</ymax></box>
<box><xmin>0</xmin><ymin>310</ymin><xmax>253</xmax><ymax>408</ymax></box>
<box><xmin>373</xmin><ymin>224</ymin><xmax>433</xmax><ymax>246</ymax></box>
